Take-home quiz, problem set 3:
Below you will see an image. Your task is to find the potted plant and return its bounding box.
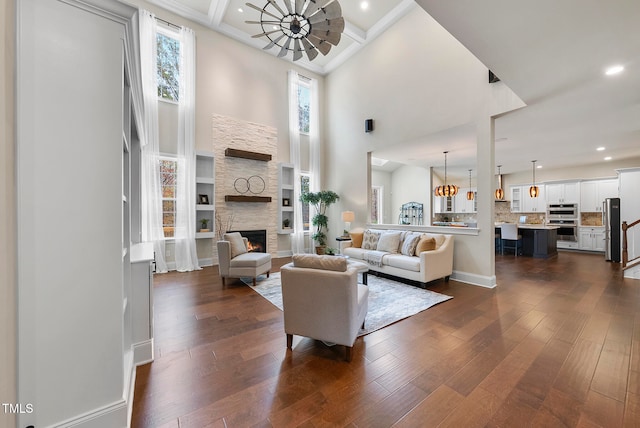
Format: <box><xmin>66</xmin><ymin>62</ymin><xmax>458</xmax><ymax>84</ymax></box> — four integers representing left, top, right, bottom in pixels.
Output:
<box><xmin>200</xmin><ymin>218</ymin><xmax>210</xmax><ymax>232</ymax></box>
<box><xmin>300</xmin><ymin>190</ymin><xmax>340</xmax><ymax>254</ymax></box>
<box><xmin>325</xmin><ymin>247</ymin><xmax>337</xmax><ymax>256</ymax></box>
<box><xmin>282</xmin><ymin>218</ymin><xmax>290</xmax><ymax>229</ymax></box>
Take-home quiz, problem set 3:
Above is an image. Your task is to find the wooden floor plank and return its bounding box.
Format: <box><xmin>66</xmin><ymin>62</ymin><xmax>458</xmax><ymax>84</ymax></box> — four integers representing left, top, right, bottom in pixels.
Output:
<box><xmin>131</xmin><ymin>251</ymin><xmax>640</xmax><ymax>427</ymax></box>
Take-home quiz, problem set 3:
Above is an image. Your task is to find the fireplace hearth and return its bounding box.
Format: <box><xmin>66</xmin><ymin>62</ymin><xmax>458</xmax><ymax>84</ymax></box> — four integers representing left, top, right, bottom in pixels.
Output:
<box><xmin>229</xmin><ymin>229</ymin><xmax>267</xmax><ymax>253</ymax></box>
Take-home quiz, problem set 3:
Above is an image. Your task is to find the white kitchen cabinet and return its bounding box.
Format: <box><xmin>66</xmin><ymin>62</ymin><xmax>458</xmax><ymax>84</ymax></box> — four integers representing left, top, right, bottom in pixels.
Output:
<box><xmin>579</xmin><ymin>227</ymin><xmax>606</xmax><ymax>252</ymax></box>
<box><xmin>454</xmin><ymin>188</ymin><xmax>477</xmax><ymax>213</ymax></box>
<box><xmin>580</xmin><ymin>179</ymin><xmax>618</xmax><ymax>212</ymax></box>
<box><xmin>546</xmin><ymin>181</ymin><xmax>580</xmax><ymax>204</ymax></box>
<box><xmin>522</xmin><ymin>184</ymin><xmax>546</xmax><ymax>213</ymax></box>
<box><xmin>511</xmin><ymin>185</ymin><xmax>545</xmax><ymax>213</ymax></box>
<box><xmin>434</xmin><ymin>195</ymin><xmax>455</xmax><ymax>214</ymax></box>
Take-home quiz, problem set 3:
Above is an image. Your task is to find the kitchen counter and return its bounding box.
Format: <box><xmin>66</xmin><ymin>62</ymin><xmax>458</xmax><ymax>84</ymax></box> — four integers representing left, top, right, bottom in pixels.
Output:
<box><xmin>496</xmin><ymin>223</ymin><xmax>559</xmax><ymax>258</ymax></box>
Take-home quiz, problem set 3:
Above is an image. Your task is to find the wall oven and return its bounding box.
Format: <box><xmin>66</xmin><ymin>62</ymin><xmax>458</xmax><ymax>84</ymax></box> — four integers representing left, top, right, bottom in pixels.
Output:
<box><xmin>547</xmin><ymin>219</ymin><xmax>578</xmax><ymax>242</ymax></box>
<box><xmin>547</xmin><ymin>203</ymin><xmax>578</xmax><ymax>219</ymax></box>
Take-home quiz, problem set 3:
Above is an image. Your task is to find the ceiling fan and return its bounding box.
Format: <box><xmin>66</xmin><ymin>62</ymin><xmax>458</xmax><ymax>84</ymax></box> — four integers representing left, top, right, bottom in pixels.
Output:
<box><xmin>245</xmin><ymin>0</ymin><xmax>345</xmax><ymax>62</ymax></box>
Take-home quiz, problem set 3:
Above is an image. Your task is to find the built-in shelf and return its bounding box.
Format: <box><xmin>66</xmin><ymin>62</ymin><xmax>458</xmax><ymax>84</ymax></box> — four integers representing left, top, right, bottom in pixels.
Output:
<box><xmin>225</xmin><ymin>195</ymin><xmax>272</xmax><ymax>203</ymax></box>
<box><xmin>225</xmin><ymin>148</ymin><xmax>272</xmax><ymax>162</ymax></box>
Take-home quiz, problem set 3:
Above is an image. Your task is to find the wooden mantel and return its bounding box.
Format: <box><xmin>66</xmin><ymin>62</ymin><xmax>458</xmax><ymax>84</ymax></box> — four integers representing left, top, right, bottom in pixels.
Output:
<box><xmin>225</xmin><ymin>195</ymin><xmax>272</xmax><ymax>203</ymax></box>
<box><xmin>224</xmin><ymin>148</ymin><xmax>272</xmax><ymax>162</ymax></box>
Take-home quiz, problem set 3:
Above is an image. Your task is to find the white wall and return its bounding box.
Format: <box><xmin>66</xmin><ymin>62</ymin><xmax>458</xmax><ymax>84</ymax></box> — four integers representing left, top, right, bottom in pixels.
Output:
<box><xmin>391</xmin><ymin>165</ymin><xmax>431</xmax><ymax>224</ymax></box>
<box><xmin>1</xmin><ymin>0</ymin><xmax>16</xmax><ymax>426</ymax></box>
<box><xmin>16</xmin><ymin>1</ymin><xmax>136</xmax><ymax>425</ymax></box>
<box><xmin>325</xmin><ymin>5</ymin><xmax>523</xmax><ymax>286</ymax></box>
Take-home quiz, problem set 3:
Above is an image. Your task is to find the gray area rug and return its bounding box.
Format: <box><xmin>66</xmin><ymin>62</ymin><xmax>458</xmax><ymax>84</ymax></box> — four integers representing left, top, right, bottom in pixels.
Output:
<box><xmin>243</xmin><ymin>272</ymin><xmax>453</xmax><ymax>336</ymax></box>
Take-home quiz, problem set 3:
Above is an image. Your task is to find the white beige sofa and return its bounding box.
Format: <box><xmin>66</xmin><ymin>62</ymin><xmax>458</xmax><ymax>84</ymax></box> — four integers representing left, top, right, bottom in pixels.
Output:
<box><xmin>281</xmin><ymin>255</ymin><xmax>369</xmax><ymax>362</ymax></box>
<box><xmin>339</xmin><ymin>229</ymin><xmax>454</xmax><ymax>286</ymax></box>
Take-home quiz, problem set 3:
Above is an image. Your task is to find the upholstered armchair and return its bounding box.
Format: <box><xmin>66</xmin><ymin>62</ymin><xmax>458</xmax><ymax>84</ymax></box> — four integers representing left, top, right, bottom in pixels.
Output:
<box><xmin>217</xmin><ymin>232</ymin><xmax>271</xmax><ymax>286</ymax></box>
<box><xmin>280</xmin><ymin>255</ymin><xmax>369</xmax><ymax>362</ymax></box>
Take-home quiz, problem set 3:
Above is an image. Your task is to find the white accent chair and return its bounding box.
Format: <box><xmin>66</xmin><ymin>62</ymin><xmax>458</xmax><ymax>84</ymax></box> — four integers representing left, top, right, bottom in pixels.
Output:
<box><xmin>501</xmin><ymin>223</ymin><xmax>522</xmax><ymax>256</ymax></box>
<box><xmin>217</xmin><ymin>233</ymin><xmax>271</xmax><ymax>286</ymax></box>
<box><xmin>281</xmin><ymin>256</ymin><xmax>369</xmax><ymax>362</ymax></box>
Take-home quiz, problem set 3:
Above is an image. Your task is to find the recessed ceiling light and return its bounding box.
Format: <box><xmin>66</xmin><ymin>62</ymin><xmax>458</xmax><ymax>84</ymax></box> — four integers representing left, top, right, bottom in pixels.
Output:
<box><xmin>597</xmin><ymin>147</ymin><xmax>606</xmax><ymax>151</ymax></box>
<box><xmin>537</xmin><ymin>165</ymin><xmax>542</xmax><ymax>169</ymax></box>
<box><xmin>605</xmin><ymin>65</ymin><xmax>624</xmax><ymax>76</ymax></box>
<box><xmin>360</xmin><ymin>1</ymin><xmax>369</xmax><ymax>10</ymax></box>
<box><xmin>604</xmin><ymin>156</ymin><xmax>612</xmax><ymax>161</ymax></box>
<box><xmin>238</xmin><ymin>7</ymin><xmax>244</xmax><ymax>13</ymax></box>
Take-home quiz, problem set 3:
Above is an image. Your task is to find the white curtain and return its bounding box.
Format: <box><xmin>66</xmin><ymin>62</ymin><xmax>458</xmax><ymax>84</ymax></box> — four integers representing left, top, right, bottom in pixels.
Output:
<box><xmin>308</xmin><ymin>77</ymin><xmax>321</xmax><ymax>251</ymax></box>
<box><xmin>174</xmin><ymin>26</ymin><xmax>201</xmax><ymax>272</ymax></box>
<box><xmin>288</xmin><ymin>70</ymin><xmax>306</xmax><ymax>254</ymax></box>
<box><xmin>139</xmin><ymin>10</ymin><xmax>168</xmax><ymax>273</ymax></box>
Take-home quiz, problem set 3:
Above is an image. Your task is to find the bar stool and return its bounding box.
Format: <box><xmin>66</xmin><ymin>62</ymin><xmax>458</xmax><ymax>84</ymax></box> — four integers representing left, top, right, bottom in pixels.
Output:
<box><xmin>501</xmin><ymin>223</ymin><xmax>522</xmax><ymax>256</ymax></box>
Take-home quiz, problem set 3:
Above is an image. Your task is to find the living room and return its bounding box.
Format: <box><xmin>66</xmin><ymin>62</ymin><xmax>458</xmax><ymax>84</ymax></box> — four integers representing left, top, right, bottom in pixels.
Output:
<box><xmin>4</xmin><ymin>0</ymin><xmax>640</xmax><ymax>427</ymax></box>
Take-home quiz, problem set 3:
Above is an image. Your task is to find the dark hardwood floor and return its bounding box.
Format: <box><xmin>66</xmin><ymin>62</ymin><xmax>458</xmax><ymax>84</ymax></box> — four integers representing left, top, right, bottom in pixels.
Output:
<box><xmin>132</xmin><ymin>251</ymin><xmax>640</xmax><ymax>427</ymax></box>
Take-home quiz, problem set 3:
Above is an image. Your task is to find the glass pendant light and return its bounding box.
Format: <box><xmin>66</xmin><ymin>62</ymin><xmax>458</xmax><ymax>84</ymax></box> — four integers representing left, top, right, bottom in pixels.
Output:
<box><xmin>434</xmin><ymin>151</ymin><xmax>458</xmax><ymax>197</ymax></box>
<box><xmin>466</xmin><ymin>169</ymin><xmax>474</xmax><ymax>200</ymax></box>
<box><xmin>529</xmin><ymin>160</ymin><xmax>540</xmax><ymax>197</ymax></box>
<box><xmin>495</xmin><ymin>165</ymin><xmax>504</xmax><ymax>200</ymax></box>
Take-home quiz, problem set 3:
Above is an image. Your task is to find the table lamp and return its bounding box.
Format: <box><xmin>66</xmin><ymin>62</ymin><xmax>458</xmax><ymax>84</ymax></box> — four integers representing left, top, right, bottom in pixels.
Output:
<box><xmin>341</xmin><ymin>211</ymin><xmax>355</xmax><ymax>236</ymax></box>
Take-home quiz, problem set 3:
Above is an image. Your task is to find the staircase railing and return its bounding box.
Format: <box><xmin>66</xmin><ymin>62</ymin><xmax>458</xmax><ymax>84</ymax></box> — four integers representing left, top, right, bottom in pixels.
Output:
<box><xmin>622</xmin><ymin>219</ymin><xmax>640</xmax><ymax>270</ymax></box>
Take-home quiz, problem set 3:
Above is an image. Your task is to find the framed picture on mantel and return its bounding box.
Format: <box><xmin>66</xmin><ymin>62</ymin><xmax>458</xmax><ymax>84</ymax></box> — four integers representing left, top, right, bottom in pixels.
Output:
<box><xmin>199</xmin><ymin>194</ymin><xmax>209</xmax><ymax>204</ymax></box>
<box><xmin>282</xmin><ymin>198</ymin><xmax>290</xmax><ymax>207</ymax></box>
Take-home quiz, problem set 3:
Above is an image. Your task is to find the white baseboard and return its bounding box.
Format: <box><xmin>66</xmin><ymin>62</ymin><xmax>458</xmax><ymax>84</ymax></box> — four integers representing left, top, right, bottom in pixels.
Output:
<box><xmin>451</xmin><ymin>270</ymin><xmax>497</xmax><ymax>288</ymax></box>
<box><xmin>624</xmin><ymin>265</ymin><xmax>640</xmax><ymax>279</ymax></box>
<box><xmin>52</xmin><ymin>399</ymin><xmax>128</xmax><ymax>428</ymax></box>
<box><xmin>133</xmin><ymin>339</ymin><xmax>154</xmax><ymax>366</ymax></box>
<box><xmin>198</xmin><ymin>257</ymin><xmax>213</xmax><ymax>267</ymax></box>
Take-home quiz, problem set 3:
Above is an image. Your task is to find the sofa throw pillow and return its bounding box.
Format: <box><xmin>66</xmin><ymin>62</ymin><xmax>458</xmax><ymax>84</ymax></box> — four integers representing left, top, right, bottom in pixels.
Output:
<box><xmin>224</xmin><ymin>232</ymin><xmax>247</xmax><ymax>258</ymax></box>
<box><xmin>416</xmin><ymin>236</ymin><xmax>436</xmax><ymax>254</ymax></box>
<box><xmin>292</xmin><ymin>254</ymin><xmax>348</xmax><ymax>272</ymax></box>
<box><xmin>401</xmin><ymin>233</ymin><xmax>421</xmax><ymax>256</ymax></box>
<box><xmin>362</xmin><ymin>229</ymin><xmax>381</xmax><ymax>250</ymax></box>
<box><xmin>422</xmin><ymin>233</ymin><xmax>446</xmax><ymax>249</ymax></box>
<box><xmin>349</xmin><ymin>231</ymin><xmax>364</xmax><ymax>248</ymax></box>
<box><xmin>376</xmin><ymin>231</ymin><xmax>402</xmax><ymax>253</ymax></box>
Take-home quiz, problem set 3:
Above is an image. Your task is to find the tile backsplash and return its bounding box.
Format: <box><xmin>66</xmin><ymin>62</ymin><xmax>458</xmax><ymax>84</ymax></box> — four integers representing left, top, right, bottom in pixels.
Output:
<box><xmin>495</xmin><ymin>201</ymin><xmax>546</xmax><ymax>224</ymax></box>
<box><xmin>581</xmin><ymin>212</ymin><xmax>603</xmax><ymax>226</ymax></box>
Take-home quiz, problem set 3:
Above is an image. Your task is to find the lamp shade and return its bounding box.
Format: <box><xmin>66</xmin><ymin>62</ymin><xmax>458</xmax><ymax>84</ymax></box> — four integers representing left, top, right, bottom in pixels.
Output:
<box><xmin>341</xmin><ymin>211</ymin><xmax>355</xmax><ymax>222</ymax></box>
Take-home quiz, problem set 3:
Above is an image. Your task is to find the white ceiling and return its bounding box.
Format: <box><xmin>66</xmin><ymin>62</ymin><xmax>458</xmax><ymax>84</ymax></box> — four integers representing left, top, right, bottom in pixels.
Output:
<box><xmin>149</xmin><ymin>0</ymin><xmax>640</xmax><ymax>176</ymax></box>
<box><xmin>148</xmin><ymin>0</ymin><xmax>414</xmax><ymax>74</ymax></box>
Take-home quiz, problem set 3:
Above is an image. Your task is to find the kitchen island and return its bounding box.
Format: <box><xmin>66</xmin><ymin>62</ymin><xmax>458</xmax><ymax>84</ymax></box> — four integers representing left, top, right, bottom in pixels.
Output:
<box><xmin>496</xmin><ymin>223</ymin><xmax>559</xmax><ymax>258</ymax></box>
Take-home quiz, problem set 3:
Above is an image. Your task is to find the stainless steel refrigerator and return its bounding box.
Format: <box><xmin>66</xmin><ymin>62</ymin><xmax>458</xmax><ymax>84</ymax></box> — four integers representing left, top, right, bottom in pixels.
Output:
<box><xmin>604</xmin><ymin>197</ymin><xmax>621</xmax><ymax>262</ymax></box>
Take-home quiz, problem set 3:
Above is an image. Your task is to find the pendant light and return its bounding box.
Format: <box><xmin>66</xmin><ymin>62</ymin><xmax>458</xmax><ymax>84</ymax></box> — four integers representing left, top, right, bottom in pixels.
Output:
<box><xmin>529</xmin><ymin>160</ymin><xmax>540</xmax><ymax>197</ymax></box>
<box><xmin>434</xmin><ymin>151</ymin><xmax>458</xmax><ymax>197</ymax></box>
<box><xmin>466</xmin><ymin>169</ymin><xmax>474</xmax><ymax>200</ymax></box>
<box><xmin>495</xmin><ymin>165</ymin><xmax>505</xmax><ymax>200</ymax></box>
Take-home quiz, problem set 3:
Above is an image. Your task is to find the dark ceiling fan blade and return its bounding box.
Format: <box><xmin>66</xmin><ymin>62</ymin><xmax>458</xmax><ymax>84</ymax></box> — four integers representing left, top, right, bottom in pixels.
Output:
<box><xmin>246</xmin><ymin>3</ymin><xmax>281</xmax><ymax>20</ymax></box>
<box><xmin>306</xmin><ymin>34</ymin><xmax>332</xmax><ymax>55</ymax></box>
<box><xmin>277</xmin><ymin>36</ymin><xmax>293</xmax><ymax>57</ymax></box>
<box><xmin>266</xmin><ymin>0</ymin><xmax>286</xmax><ymax>17</ymax></box>
<box><xmin>309</xmin><ymin>17</ymin><xmax>344</xmax><ymax>31</ymax></box>
<box><xmin>245</xmin><ymin>20</ymin><xmax>281</xmax><ymax>24</ymax></box>
<box><xmin>310</xmin><ymin>29</ymin><xmax>340</xmax><ymax>45</ymax></box>
<box><xmin>293</xmin><ymin>39</ymin><xmax>303</xmax><ymax>61</ymax></box>
<box><xmin>251</xmin><ymin>29</ymin><xmax>282</xmax><ymax>38</ymax></box>
<box><xmin>263</xmin><ymin>33</ymin><xmax>287</xmax><ymax>50</ymax></box>
<box><xmin>308</xmin><ymin>1</ymin><xmax>341</xmax><ymax>21</ymax></box>
<box><xmin>301</xmin><ymin>37</ymin><xmax>319</xmax><ymax>61</ymax></box>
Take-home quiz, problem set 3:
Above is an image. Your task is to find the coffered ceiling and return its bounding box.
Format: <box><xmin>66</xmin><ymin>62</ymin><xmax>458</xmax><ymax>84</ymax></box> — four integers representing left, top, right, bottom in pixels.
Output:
<box><xmin>147</xmin><ymin>0</ymin><xmax>413</xmax><ymax>74</ymax></box>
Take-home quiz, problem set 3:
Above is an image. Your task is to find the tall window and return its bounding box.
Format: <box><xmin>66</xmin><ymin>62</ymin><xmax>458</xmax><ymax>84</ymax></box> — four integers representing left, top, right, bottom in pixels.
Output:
<box><xmin>157</xmin><ymin>32</ymin><xmax>180</xmax><ymax>102</ymax></box>
<box><xmin>371</xmin><ymin>185</ymin><xmax>383</xmax><ymax>224</ymax></box>
<box><xmin>298</xmin><ymin>83</ymin><xmax>310</xmax><ymax>134</ymax></box>
<box><xmin>160</xmin><ymin>156</ymin><xmax>177</xmax><ymax>238</ymax></box>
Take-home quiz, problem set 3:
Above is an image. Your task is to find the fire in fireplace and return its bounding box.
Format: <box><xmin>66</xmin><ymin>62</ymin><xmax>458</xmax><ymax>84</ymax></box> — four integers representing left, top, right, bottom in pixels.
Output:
<box><xmin>228</xmin><ymin>229</ymin><xmax>267</xmax><ymax>253</ymax></box>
